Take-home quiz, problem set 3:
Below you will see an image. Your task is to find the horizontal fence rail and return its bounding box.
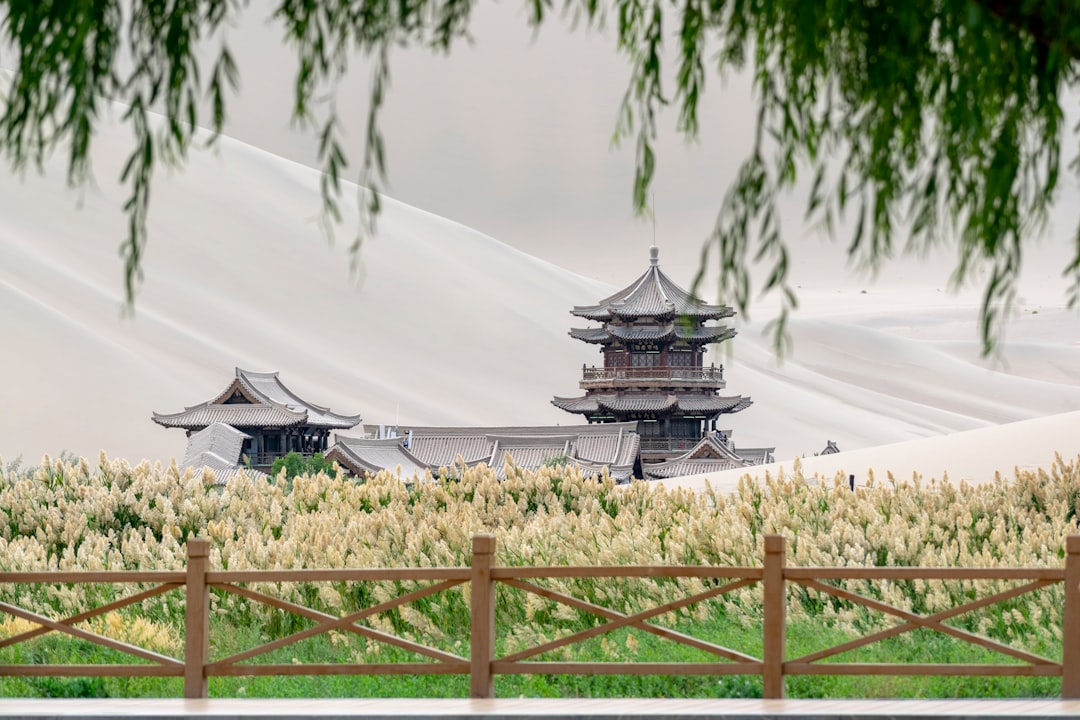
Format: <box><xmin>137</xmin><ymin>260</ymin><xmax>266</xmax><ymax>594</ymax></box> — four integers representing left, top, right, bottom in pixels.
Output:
<box><xmin>1</xmin><ymin>534</ymin><xmax>1078</xmax><ymax>699</ymax></box>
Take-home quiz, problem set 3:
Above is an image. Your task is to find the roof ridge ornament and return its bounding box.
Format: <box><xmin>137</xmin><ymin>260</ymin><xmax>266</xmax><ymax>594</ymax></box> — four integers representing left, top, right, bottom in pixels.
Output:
<box><xmin>649</xmin><ymin>245</ymin><xmax>659</xmax><ymax>266</ymax></box>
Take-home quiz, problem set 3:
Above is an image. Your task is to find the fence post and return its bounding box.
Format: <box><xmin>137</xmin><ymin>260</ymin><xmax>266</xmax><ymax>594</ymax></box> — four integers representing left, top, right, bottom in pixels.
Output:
<box><xmin>762</xmin><ymin>534</ymin><xmax>786</xmax><ymax>699</ymax></box>
<box><xmin>1063</xmin><ymin>535</ymin><xmax>1080</xmax><ymax>697</ymax></box>
<box><xmin>470</xmin><ymin>534</ymin><xmax>497</xmax><ymax>699</ymax></box>
<box><xmin>184</xmin><ymin>538</ymin><xmax>211</xmax><ymax>699</ymax></box>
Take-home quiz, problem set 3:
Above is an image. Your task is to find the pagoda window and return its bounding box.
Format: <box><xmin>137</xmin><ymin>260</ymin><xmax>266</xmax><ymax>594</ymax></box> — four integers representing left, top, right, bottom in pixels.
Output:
<box><xmin>670</xmin><ymin>418</ymin><xmax>702</xmax><ymax>437</ymax></box>
<box><xmin>604</xmin><ymin>350</ymin><xmax>625</xmax><ymax>368</ymax></box>
<box><xmin>630</xmin><ymin>353</ymin><xmax>660</xmax><ymax>367</ymax></box>
<box><xmin>669</xmin><ymin>351</ymin><xmax>692</xmax><ymax>367</ymax></box>
<box><xmin>638</xmin><ymin>420</ymin><xmax>663</xmax><ymax>436</ymax></box>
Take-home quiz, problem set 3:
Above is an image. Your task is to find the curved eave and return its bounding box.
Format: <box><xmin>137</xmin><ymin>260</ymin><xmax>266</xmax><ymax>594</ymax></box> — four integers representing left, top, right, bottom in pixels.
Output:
<box><xmin>597</xmin><ymin>395</ymin><xmax>678</xmax><ymax>413</ymax></box>
<box><xmin>608</xmin><ymin>324</ymin><xmax>676</xmax><ymax>342</ymax></box>
<box><xmin>152</xmin><ymin>404</ymin><xmax>308</xmax><ymax>429</ymax></box>
<box><xmin>569</xmin><ymin>328</ymin><xmax>613</xmax><ymax>344</ymax></box>
<box><xmin>571</xmin><ymin>306</ymin><xmax>614</xmax><ymax>321</ymax></box>
<box><xmin>233</xmin><ymin>368</ymin><xmax>362</xmax><ymax>429</ymax></box>
<box><xmin>573</xmin><ymin>459</ymin><xmax>635</xmax><ymax>482</ymax></box>
<box><xmin>675</xmin><ymin>326</ymin><xmax>736</xmax><ymax>344</ymax></box>
<box><xmin>551</xmin><ymin>396</ymin><xmax>598</xmax><ymax>414</ymax></box>
<box><xmin>326</xmin><ymin>437</ymin><xmax>430</xmax><ymax>477</ymax></box>
<box><xmin>570</xmin><ymin>260</ymin><xmax>736</xmax><ymax>321</ymax></box>
<box><xmin>675</xmin><ymin>396</ymin><xmax>752</xmax><ymax>414</ymax></box>
<box><xmin>307</xmin><ymin>412</ymin><xmax>363</xmax><ymax>429</ymax></box>
<box><xmin>644</xmin><ymin>459</ymin><xmax>745</xmax><ymax>479</ymax></box>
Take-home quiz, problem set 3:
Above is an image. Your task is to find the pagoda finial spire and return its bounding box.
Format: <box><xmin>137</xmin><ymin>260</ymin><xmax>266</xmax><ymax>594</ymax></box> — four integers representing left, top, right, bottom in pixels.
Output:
<box><xmin>649</xmin><ymin>245</ymin><xmax>659</xmax><ymax>267</ymax></box>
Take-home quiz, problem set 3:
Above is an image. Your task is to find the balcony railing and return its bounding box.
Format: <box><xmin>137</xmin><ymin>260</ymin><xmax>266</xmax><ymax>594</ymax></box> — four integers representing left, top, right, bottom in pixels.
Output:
<box><xmin>581</xmin><ymin>365</ymin><xmax>724</xmax><ymax>383</ymax></box>
<box><xmin>638</xmin><ymin>437</ymin><xmax>704</xmax><ymax>455</ymax></box>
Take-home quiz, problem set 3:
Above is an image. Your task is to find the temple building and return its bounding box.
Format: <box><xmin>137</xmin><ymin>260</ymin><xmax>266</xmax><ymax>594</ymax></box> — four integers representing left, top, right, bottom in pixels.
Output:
<box><xmin>155</xmin><ymin>249</ymin><xmax>774</xmax><ymax>483</ymax></box>
<box><xmin>553</xmin><ymin>246</ymin><xmax>772</xmax><ymax>475</ymax></box>
<box><xmin>326</xmin><ymin>422</ymin><xmax>640</xmax><ymax>482</ymax></box>
<box><xmin>153</xmin><ymin>368</ymin><xmax>360</xmax><ymax>472</ymax></box>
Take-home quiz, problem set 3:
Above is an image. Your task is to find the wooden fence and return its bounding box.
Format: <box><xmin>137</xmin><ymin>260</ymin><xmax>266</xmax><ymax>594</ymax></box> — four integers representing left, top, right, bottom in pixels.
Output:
<box><xmin>1</xmin><ymin>534</ymin><xmax>1078</xmax><ymax>699</ymax></box>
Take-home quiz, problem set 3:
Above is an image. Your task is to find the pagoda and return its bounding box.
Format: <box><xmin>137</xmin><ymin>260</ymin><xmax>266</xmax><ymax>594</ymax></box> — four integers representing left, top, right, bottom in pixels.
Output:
<box><xmin>153</xmin><ymin>368</ymin><xmax>361</xmax><ymax>471</ymax></box>
<box><xmin>552</xmin><ymin>246</ymin><xmax>752</xmax><ymax>463</ymax></box>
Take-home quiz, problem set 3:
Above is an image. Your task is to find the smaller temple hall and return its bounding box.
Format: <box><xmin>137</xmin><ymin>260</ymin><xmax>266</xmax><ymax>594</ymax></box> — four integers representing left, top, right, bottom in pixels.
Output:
<box><xmin>152</xmin><ymin>368</ymin><xmax>361</xmax><ymax>473</ymax></box>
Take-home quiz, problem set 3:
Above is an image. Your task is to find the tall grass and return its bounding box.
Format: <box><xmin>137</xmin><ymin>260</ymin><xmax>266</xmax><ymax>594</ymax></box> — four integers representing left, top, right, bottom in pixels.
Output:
<box><xmin>1</xmin><ymin>452</ymin><xmax>1078</xmax><ymax>698</ymax></box>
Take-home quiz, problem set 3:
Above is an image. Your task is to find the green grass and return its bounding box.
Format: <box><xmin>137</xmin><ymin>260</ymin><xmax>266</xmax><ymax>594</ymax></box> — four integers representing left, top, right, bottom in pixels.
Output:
<box><xmin>0</xmin><ymin>611</ymin><xmax>1062</xmax><ymax>699</ymax></box>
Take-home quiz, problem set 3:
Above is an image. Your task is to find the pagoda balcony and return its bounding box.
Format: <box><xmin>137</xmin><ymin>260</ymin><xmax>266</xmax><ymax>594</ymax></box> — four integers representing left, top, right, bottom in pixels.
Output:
<box><xmin>638</xmin><ymin>437</ymin><xmax>703</xmax><ymax>456</ymax></box>
<box><xmin>580</xmin><ymin>364</ymin><xmax>725</xmax><ymax>389</ymax></box>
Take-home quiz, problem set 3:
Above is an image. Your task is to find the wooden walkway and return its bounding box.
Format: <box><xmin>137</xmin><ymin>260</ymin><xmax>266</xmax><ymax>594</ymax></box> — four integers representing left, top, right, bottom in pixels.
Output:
<box><xmin>1</xmin><ymin>698</ymin><xmax>1080</xmax><ymax>719</ymax></box>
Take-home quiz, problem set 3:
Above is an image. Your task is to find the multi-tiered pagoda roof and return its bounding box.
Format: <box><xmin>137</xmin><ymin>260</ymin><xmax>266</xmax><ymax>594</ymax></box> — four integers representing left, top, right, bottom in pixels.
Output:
<box><xmin>553</xmin><ymin>246</ymin><xmax>758</xmax><ymax>465</ymax></box>
<box><xmin>570</xmin><ymin>255</ymin><xmax>735</xmax><ymax>321</ymax></box>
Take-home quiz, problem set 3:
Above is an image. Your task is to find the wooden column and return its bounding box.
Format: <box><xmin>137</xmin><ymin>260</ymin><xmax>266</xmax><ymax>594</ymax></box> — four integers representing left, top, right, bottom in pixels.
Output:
<box><xmin>470</xmin><ymin>534</ymin><xmax>497</xmax><ymax>698</ymax></box>
<box><xmin>762</xmin><ymin>534</ymin><xmax>786</xmax><ymax>699</ymax></box>
<box><xmin>1063</xmin><ymin>535</ymin><xmax>1080</xmax><ymax>697</ymax></box>
<box><xmin>184</xmin><ymin>538</ymin><xmax>211</xmax><ymax>699</ymax></box>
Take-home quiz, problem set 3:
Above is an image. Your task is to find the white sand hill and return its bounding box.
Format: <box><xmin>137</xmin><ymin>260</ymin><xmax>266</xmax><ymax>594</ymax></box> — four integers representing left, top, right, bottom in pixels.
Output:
<box><xmin>0</xmin><ymin>102</ymin><xmax>1078</xmax><ymax>481</ymax></box>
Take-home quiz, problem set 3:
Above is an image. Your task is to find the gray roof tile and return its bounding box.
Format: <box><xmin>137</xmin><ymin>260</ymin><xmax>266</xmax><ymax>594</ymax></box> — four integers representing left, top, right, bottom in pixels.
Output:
<box><xmin>572</xmin><ymin>247</ymin><xmax>734</xmax><ymax>321</ymax></box>
<box><xmin>327</xmin><ymin>437</ymin><xmax>431</xmax><ymax>478</ymax></box>
<box><xmin>346</xmin><ymin>423</ymin><xmax>640</xmax><ymax>481</ymax></box>
<box><xmin>641</xmin><ymin>433</ymin><xmax>774</xmax><ymax>479</ymax></box>
<box><xmin>553</xmin><ymin>394</ymin><xmax>751</xmax><ymax>415</ymax></box>
<box><xmin>178</xmin><ymin>423</ymin><xmax>267</xmax><ymax>486</ymax></box>
<box><xmin>154</xmin><ymin>367</ymin><xmax>360</xmax><ymax>431</ymax></box>
<box><xmin>155</xmin><ymin>404</ymin><xmax>306</xmax><ymax>428</ymax></box>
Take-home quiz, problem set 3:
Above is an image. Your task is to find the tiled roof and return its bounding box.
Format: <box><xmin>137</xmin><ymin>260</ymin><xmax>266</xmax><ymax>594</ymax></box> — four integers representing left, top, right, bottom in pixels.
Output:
<box><xmin>181</xmin><ymin>422</ymin><xmax>249</xmax><ymax>467</ymax></box>
<box><xmin>154</xmin><ymin>404</ymin><xmax>306</xmax><ymax>429</ymax></box>
<box><xmin>178</xmin><ymin>423</ymin><xmax>267</xmax><ymax>486</ymax></box>
<box><xmin>640</xmin><ymin>433</ymin><xmax>774</xmax><ymax>480</ymax></box>
<box><xmin>643</xmin><ymin>459</ymin><xmax>744</xmax><ymax>479</ymax></box>
<box><xmin>326</xmin><ymin>437</ymin><xmax>431</xmax><ymax>479</ymax></box>
<box><xmin>608</xmin><ymin>324</ymin><xmax>676</xmax><ymax>341</ymax></box>
<box><xmin>676</xmin><ymin>395</ymin><xmax>753</xmax><ymax>413</ymax></box>
<box><xmin>575</xmin><ymin>429</ymin><xmax>639</xmax><ymax>467</ymax></box>
<box><xmin>154</xmin><ymin>368</ymin><xmax>360</xmax><ymax>431</ymax></box>
<box><xmin>572</xmin><ymin>247</ymin><xmax>734</xmax><ymax>321</ymax></box>
<box><xmin>492</xmin><ymin>446</ymin><xmax>567</xmax><ymax>476</ymax></box>
<box><xmin>492</xmin><ymin>448</ymin><xmax>634</xmax><ymax>482</ymax></box>
<box><xmin>356</xmin><ymin>423</ymin><xmax>641</xmax><ymax>481</ymax></box>
<box><xmin>551</xmin><ymin>396</ymin><xmax>602</xmax><ymax>413</ymax></box>
<box><xmin>553</xmin><ymin>394</ymin><xmax>751</xmax><ymax>416</ymax></box>
<box><xmin>598</xmin><ymin>395</ymin><xmax>679</xmax><ymax>413</ymax></box>
<box><xmin>676</xmin><ymin>325</ymin><xmax>737</xmax><ymax>343</ymax></box>
<box><xmin>406</xmin><ymin>434</ymin><xmax>493</xmax><ymax>467</ymax></box>
<box><xmin>571</xmin><ymin>458</ymin><xmax>635</xmax><ymax>482</ymax></box>
<box><xmin>231</xmin><ymin>369</ymin><xmax>361</xmax><ymax>428</ymax></box>
<box><xmin>569</xmin><ymin>328</ymin><xmax>612</xmax><ymax>344</ymax></box>
<box><xmin>820</xmin><ymin>441</ymin><xmax>840</xmax><ymax>455</ymax></box>
<box><xmin>570</xmin><ymin>323</ymin><xmax>735</xmax><ymax>345</ymax></box>
<box><xmin>736</xmin><ymin>447</ymin><xmax>776</xmax><ymax>465</ymax></box>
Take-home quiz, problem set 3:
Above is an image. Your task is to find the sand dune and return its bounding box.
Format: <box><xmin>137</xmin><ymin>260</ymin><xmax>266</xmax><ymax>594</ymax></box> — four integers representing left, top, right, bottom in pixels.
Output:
<box><xmin>1</xmin><ymin>106</ymin><xmax>1078</xmax><ymax>478</ymax></box>
<box><xmin>660</xmin><ymin>410</ymin><xmax>1080</xmax><ymax>494</ymax></box>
